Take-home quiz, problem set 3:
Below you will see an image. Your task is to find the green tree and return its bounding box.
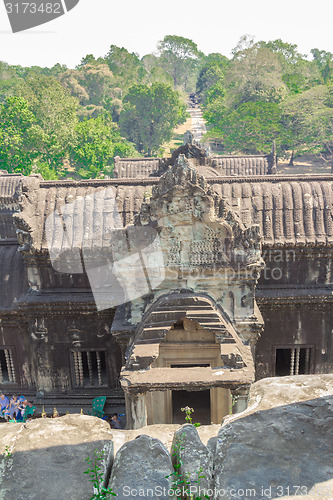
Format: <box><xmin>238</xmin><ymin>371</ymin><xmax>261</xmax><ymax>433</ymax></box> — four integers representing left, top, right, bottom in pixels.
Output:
<box><xmin>71</xmin><ymin>114</ymin><xmax>137</xmax><ymax>178</ymax></box>
<box><xmin>311</xmin><ymin>48</ymin><xmax>333</xmax><ymax>84</ymax></box>
<box><xmin>104</xmin><ymin>45</ymin><xmax>146</xmax><ymax>89</ymax></box>
<box><xmin>196</xmin><ymin>64</ymin><xmax>226</xmax><ymax>104</ymax></box>
<box><xmin>226</xmin><ymin>45</ymin><xmax>288</xmax><ymax>106</ymax></box>
<box><xmin>0</xmin><ymin>96</ymin><xmax>45</xmax><ymax>174</ymax></box>
<box><xmin>0</xmin><ymin>61</ymin><xmax>25</xmax><ymax>100</ymax></box>
<box><xmin>119</xmin><ymin>83</ymin><xmax>187</xmax><ymax>155</ymax></box>
<box><xmin>158</xmin><ymin>35</ymin><xmax>203</xmax><ymax>91</ymax></box>
<box><xmin>18</xmin><ymin>74</ymin><xmax>79</xmax><ymax>170</ymax></box>
<box><xmin>259</xmin><ymin>39</ymin><xmax>321</xmax><ymax>93</ymax></box>
<box><xmin>205</xmin><ymin>101</ymin><xmax>283</xmax><ymax>155</ymax></box>
<box><xmin>142</xmin><ymin>54</ymin><xmax>174</xmax><ymax>87</ymax></box>
<box><xmin>280</xmin><ymin>85</ymin><xmax>333</xmax><ymax>164</ymax></box>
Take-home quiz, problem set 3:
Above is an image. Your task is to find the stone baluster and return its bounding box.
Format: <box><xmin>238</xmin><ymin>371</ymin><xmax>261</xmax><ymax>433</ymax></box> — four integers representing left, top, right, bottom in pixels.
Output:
<box><xmin>305</xmin><ymin>348</ymin><xmax>311</xmax><ymax>374</ymax></box>
<box><xmin>295</xmin><ymin>348</ymin><xmax>300</xmax><ymax>375</ymax></box>
<box><xmin>87</xmin><ymin>351</ymin><xmax>93</xmax><ymax>386</ymax></box>
<box><xmin>4</xmin><ymin>349</ymin><xmax>14</xmax><ymax>383</ymax></box>
<box><xmin>77</xmin><ymin>351</ymin><xmax>84</xmax><ymax>386</ymax></box>
<box><xmin>96</xmin><ymin>351</ymin><xmax>102</xmax><ymax>386</ymax></box>
<box><xmin>290</xmin><ymin>348</ymin><xmax>295</xmax><ymax>376</ymax></box>
<box><xmin>73</xmin><ymin>351</ymin><xmax>80</xmax><ymax>386</ymax></box>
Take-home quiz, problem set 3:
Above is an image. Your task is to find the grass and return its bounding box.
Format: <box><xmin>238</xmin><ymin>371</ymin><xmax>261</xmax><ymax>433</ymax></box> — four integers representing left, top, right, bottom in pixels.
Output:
<box><xmin>163</xmin><ymin>115</ymin><xmax>193</xmax><ymax>156</ymax></box>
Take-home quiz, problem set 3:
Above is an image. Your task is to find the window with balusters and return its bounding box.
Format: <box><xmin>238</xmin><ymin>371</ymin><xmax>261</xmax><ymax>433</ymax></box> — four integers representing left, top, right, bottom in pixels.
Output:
<box><xmin>0</xmin><ymin>348</ymin><xmax>16</xmax><ymax>384</ymax></box>
<box><xmin>275</xmin><ymin>347</ymin><xmax>312</xmax><ymax>377</ymax></box>
<box><xmin>72</xmin><ymin>350</ymin><xmax>107</xmax><ymax>387</ymax></box>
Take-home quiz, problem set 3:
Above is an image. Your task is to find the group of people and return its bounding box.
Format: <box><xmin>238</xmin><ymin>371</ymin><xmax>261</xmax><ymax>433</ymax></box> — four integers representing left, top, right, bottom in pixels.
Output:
<box><xmin>104</xmin><ymin>413</ymin><xmax>123</xmax><ymax>429</ymax></box>
<box><xmin>0</xmin><ymin>394</ymin><xmax>124</xmax><ymax>425</ymax></box>
<box><xmin>0</xmin><ymin>393</ymin><xmax>32</xmax><ymax>421</ymax></box>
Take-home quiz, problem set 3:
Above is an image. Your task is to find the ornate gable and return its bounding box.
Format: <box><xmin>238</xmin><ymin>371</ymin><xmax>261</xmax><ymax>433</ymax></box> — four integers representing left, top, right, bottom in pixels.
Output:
<box><xmin>137</xmin><ymin>154</ymin><xmax>263</xmax><ymax>271</ymax></box>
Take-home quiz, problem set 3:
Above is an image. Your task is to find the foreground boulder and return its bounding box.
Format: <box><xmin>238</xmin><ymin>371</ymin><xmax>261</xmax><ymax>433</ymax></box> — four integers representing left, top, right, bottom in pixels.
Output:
<box><xmin>109</xmin><ymin>434</ymin><xmax>176</xmax><ymax>499</ymax></box>
<box><xmin>171</xmin><ymin>424</ymin><xmax>213</xmax><ymax>494</ymax></box>
<box><xmin>214</xmin><ymin>394</ymin><xmax>333</xmax><ymax>500</ymax></box>
<box><xmin>0</xmin><ymin>414</ymin><xmax>113</xmax><ymax>500</ymax></box>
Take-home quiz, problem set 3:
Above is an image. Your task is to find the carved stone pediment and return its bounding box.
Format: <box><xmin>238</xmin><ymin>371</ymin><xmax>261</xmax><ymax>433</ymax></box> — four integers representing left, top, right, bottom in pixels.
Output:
<box><xmin>137</xmin><ymin>154</ymin><xmax>263</xmax><ymax>269</ymax></box>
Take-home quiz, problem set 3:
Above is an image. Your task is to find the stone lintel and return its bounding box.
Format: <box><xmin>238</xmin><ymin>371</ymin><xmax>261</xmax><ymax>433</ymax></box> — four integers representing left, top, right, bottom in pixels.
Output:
<box><xmin>121</xmin><ymin>366</ymin><xmax>254</xmax><ymax>392</ymax></box>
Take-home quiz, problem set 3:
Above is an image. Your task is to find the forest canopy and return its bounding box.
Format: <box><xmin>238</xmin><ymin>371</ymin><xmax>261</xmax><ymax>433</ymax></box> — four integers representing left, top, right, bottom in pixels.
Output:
<box><xmin>1</xmin><ymin>34</ymin><xmax>333</xmax><ymax>178</ymax></box>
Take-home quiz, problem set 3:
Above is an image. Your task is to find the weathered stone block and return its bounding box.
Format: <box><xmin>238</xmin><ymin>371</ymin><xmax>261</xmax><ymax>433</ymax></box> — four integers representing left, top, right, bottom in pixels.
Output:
<box><xmin>109</xmin><ymin>434</ymin><xmax>176</xmax><ymax>499</ymax></box>
<box><xmin>171</xmin><ymin>423</ymin><xmax>213</xmax><ymax>494</ymax></box>
<box><xmin>0</xmin><ymin>414</ymin><xmax>113</xmax><ymax>500</ymax></box>
<box><xmin>214</xmin><ymin>395</ymin><xmax>333</xmax><ymax>500</ymax></box>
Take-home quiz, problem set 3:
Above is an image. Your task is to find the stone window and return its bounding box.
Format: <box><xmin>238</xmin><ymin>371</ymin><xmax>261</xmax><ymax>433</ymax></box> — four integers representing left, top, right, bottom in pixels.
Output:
<box><xmin>275</xmin><ymin>347</ymin><xmax>312</xmax><ymax>376</ymax></box>
<box><xmin>72</xmin><ymin>350</ymin><xmax>107</xmax><ymax>387</ymax></box>
<box><xmin>0</xmin><ymin>349</ymin><xmax>16</xmax><ymax>383</ymax></box>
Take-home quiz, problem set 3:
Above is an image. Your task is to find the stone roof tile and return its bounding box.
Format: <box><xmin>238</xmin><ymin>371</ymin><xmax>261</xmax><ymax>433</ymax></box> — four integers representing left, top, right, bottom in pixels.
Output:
<box><xmin>11</xmin><ymin>175</ymin><xmax>333</xmax><ymax>252</ymax></box>
<box><xmin>0</xmin><ymin>245</ymin><xmax>28</xmax><ymax>309</ymax></box>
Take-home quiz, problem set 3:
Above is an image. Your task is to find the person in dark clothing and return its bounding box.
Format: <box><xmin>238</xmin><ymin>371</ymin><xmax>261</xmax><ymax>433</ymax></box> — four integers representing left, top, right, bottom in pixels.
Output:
<box><xmin>110</xmin><ymin>413</ymin><xmax>121</xmax><ymax>429</ymax></box>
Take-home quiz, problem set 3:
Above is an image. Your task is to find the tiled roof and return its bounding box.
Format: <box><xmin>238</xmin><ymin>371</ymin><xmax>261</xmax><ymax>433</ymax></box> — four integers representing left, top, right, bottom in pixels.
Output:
<box><xmin>13</xmin><ymin>174</ymin><xmax>333</xmax><ymax>252</ymax></box>
<box><xmin>210</xmin><ymin>155</ymin><xmax>271</xmax><ymax>176</ymax></box>
<box><xmin>113</xmin><ymin>144</ymin><xmax>275</xmax><ymax>179</ymax></box>
<box><xmin>0</xmin><ymin>172</ymin><xmax>22</xmax><ymax>206</ymax></box>
<box><xmin>113</xmin><ymin>157</ymin><xmax>160</xmax><ymax>179</ymax></box>
<box><xmin>0</xmin><ymin>172</ymin><xmax>23</xmax><ymax>240</ymax></box>
<box><xmin>0</xmin><ymin>245</ymin><xmax>28</xmax><ymax>309</ymax></box>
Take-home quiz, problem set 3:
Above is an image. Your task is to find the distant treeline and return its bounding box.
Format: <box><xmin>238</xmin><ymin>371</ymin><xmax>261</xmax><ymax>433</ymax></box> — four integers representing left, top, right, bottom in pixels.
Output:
<box><xmin>1</xmin><ymin>35</ymin><xmax>333</xmax><ymax>179</ymax></box>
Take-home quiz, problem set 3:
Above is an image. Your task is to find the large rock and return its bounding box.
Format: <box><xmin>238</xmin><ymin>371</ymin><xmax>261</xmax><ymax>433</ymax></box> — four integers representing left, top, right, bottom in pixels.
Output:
<box><xmin>224</xmin><ymin>374</ymin><xmax>333</xmax><ymax>424</ymax></box>
<box><xmin>0</xmin><ymin>414</ymin><xmax>113</xmax><ymax>500</ymax></box>
<box><xmin>171</xmin><ymin>424</ymin><xmax>213</xmax><ymax>494</ymax></box>
<box><xmin>214</xmin><ymin>394</ymin><xmax>333</xmax><ymax>500</ymax></box>
<box><xmin>109</xmin><ymin>434</ymin><xmax>176</xmax><ymax>499</ymax></box>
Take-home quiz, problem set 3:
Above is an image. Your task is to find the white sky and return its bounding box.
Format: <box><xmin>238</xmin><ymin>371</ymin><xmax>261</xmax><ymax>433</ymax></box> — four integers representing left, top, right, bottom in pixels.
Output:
<box><xmin>0</xmin><ymin>0</ymin><xmax>333</xmax><ymax>68</ymax></box>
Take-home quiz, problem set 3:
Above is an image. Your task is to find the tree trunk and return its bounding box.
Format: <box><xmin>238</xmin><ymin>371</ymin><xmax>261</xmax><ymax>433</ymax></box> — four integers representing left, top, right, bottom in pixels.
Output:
<box><xmin>289</xmin><ymin>151</ymin><xmax>294</xmax><ymax>166</ymax></box>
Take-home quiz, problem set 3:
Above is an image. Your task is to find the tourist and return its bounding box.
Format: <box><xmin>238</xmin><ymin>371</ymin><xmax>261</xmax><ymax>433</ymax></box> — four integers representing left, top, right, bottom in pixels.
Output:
<box><xmin>15</xmin><ymin>396</ymin><xmax>25</xmax><ymax>420</ymax></box>
<box><xmin>0</xmin><ymin>393</ymin><xmax>9</xmax><ymax>419</ymax></box>
<box><xmin>16</xmin><ymin>396</ymin><xmax>32</xmax><ymax>421</ymax></box>
<box><xmin>8</xmin><ymin>394</ymin><xmax>19</xmax><ymax>419</ymax></box>
<box><xmin>110</xmin><ymin>413</ymin><xmax>121</xmax><ymax>429</ymax></box>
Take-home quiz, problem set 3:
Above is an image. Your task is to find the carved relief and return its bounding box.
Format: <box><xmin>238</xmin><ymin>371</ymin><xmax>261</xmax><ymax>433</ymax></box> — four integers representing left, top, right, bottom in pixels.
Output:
<box><xmin>167</xmin><ymin>239</ymin><xmax>181</xmax><ymax>265</ymax></box>
<box><xmin>138</xmin><ymin>154</ymin><xmax>263</xmax><ymax>271</ymax></box>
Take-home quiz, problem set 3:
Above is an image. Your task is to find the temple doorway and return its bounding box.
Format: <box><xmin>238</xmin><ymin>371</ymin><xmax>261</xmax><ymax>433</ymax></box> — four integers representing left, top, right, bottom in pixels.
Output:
<box><xmin>172</xmin><ymin>389</ymin><xmax>211</xmax><ymax>425</ymax></box>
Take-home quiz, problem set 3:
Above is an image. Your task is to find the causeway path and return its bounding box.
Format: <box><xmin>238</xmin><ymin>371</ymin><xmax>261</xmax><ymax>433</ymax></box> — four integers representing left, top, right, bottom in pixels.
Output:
<box><xmin>188</xmin><ymin>105</ymin><xmax>207</xmax><ymax>143</ymax></box>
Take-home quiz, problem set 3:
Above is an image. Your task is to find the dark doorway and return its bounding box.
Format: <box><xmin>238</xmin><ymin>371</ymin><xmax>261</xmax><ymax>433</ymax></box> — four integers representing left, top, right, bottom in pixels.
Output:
<box><xmin>172</xmin><ymin>390</ymin><xmax>211</xmax><ymax>425</ymax></box>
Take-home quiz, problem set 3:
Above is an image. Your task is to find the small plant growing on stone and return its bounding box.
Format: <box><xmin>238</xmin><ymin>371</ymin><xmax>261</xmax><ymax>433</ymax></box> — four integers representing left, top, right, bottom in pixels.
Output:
<box><xmin>229</xmin><ymin>395</ymin><xmax>238</xmax><ymax>415</ymax></box>
<box><xmin>167</xmin><ymin>434</ymin><xmax>210</xmax><ymax>500</ymax></box>
<box><xmin>166</xmin><ymin>440</ymin><xmax>186</xmax><ymax>499</ymax></box>
<box><xmin>3</xmin><ymin>445</ymin><xmax>12</xmax><ymax>459</ymax></box>
<box><xmin>181</xmin><ymin>406</ymin><xmax>201</xmax><ymax>427</ymax></box>
<box><xmin>84</xmin><ymin>449</ymin><xmax>116</xmax><ymax>499</ymax></box>
<box><xmin>143</xmin><ymin>189</ymin><xmax>152</xmax><ymax>201</ymax></box>
<box><xmin>187</xmin><ymin>466</ymin><xmax>210</xmax><ymax>499</ymax></box>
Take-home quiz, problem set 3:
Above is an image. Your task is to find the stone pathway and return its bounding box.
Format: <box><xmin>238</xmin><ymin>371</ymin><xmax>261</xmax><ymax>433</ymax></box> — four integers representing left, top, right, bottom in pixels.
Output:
<box><xmin>187</xmin><ymin>105</ymin><xmax>206</xmax><ymax>143</ymax></box>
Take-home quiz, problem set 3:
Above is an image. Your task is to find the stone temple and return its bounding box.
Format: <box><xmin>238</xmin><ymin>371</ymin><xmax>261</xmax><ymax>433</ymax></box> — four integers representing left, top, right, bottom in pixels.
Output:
<box><xmin>0</xmin><ymin>142</ymin><xmax>332</xmax><ymax>428</ymax></box>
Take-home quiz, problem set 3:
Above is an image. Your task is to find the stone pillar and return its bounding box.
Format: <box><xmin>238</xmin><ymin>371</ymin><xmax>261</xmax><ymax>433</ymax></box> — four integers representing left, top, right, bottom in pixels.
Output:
<box><xmin>124</xmin><ymin>391</ymin><xmax>147</xmax><ymax>429</ymax></box>
<box><xmin>113</xmin><ymin>156</ymin><xmax>120</xmax><ymax>178</ymax></box>
<box><xmin>230</xmin><ymin>385</ymin><xmax>250</xmax><ymax>414</ymax></box>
